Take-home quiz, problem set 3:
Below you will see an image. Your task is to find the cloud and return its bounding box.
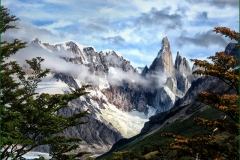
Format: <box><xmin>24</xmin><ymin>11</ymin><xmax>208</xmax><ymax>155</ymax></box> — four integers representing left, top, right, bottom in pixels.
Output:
<box><xmin>186</xmin><ymin>0</ymin><xmax>239</xmax><ymax>8</ymax></box>
<box><xmin>196</xmin><ymin>11</ymin><xmax>208</xmax><ymax>20</ymax></box>
<box><xmin>136</xmin><ymin>7</ymin><xmax>183</xmax><ymax>30</ymax></box>
<box><xmin>2</xmin><ymin>0</ymin><xmax>238</xmax><ymax>74</ymax></box>
<box><xmin>43</xmin><ymin>20</ymin><xmax>73</xmax><ymax>30</ymax></box>
<box><xmin>101</xmin><ymin>36</ymin><xmax>125</xmax><ymax>46</ymax></box>
<box><xmin>176</xmin><ymin>5</ymin><xmax>189</xmax><ymax>15</ymax></box>
<box><xmin>85</xmin><ymin>24</ymin><xmax>109</xmax><ymax>33</ymax></box>
<box><xmin>176</xmin><ymin>30</ymin><xmax>228</xmax><ymax>48</ymax></box>
<box><xmin>1</xmin><ymin>21</ymin><xmax>54</xmax><ymax>42</ymax></box>
<box><xmin>98</xmin><ymin>6</ymin><xmax>136</xmax><ymax>19</ymax></box>
<box><xmin>107</xmin><ymin>67</ymin><xmax>167</xmax><ymax>88</ymax></box>
<box><xmin>77</xmin><ymin>17</ymin><xmax>114</xmax><ymax>36</ymax></box>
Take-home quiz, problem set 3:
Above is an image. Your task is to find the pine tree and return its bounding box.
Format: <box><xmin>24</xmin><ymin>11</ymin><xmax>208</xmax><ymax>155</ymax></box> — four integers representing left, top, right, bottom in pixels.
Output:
<box><xmin>162</xmin><ymin>27</ymin><xmax>239</xmax><ymax>160</ymax></box>
<box><xmin>1</xmin><ymin>6</ymin><xmax>90</xmax><ymax>159</ymax></box>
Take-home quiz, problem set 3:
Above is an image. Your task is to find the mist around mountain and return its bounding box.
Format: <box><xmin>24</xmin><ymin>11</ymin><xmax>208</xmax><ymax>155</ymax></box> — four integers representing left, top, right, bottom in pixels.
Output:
<box><xmin>11</xmin><ymin>35</ymin><xmax>207</xmax><ymax>157</ymax></box>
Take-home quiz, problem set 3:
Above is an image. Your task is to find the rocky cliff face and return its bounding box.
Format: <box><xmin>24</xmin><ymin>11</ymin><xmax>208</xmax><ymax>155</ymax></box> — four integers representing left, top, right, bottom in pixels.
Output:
<box><xmin>141</xmin><ymin>75</ymin><xmax>236</xmax><ymax>133</ymax></box>
<box><xmin>99</xmin><ymin>50</ymin><xmax>135</xmax><ymax>72</ymax></box>
<box><xmin>141</xmin><ymin>41</ymin><xmax>239</xmax><ymax>133</ymax></box>
<box><xmin>144</xmin><ymin>37</ymin><xmax>194</xmax><ymax>113</ymax></box>
<box><xmin>149</xmin><ymin>36</ymin><xmax>174</xmax><ymax>74</ymax></box>
<box><xmin>174</xmin><ymin>51</ymin><xmax>191</xmax><ymax>75</ymax></box>
<box><xmin>101</xmin><ymin>83</ymin><xmax>148</xmax><ymax>112</ymax></box>
<box><xmin>141</xmin><ymin>65</ymin><xmax>149</xmax><ymax>76</ymax></box>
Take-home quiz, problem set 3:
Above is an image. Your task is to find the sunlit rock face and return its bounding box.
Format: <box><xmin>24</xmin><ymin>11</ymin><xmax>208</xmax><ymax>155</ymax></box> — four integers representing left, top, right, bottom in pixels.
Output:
<box><xmin>144</xmin><ymin>37</ymin><xmax>195</xmax><ymax>114</ymax></box>
<box><xmin>149</xmin><ymin>36</ymin><xmax>174</xmax><ymax>74</ymax></box>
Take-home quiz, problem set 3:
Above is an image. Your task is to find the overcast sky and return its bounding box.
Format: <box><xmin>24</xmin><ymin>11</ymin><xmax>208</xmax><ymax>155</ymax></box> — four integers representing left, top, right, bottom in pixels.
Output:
<box><xmin>2</xmin><ymin>0</ymin><xmax>239</xmax><ymax>68</ymax></box>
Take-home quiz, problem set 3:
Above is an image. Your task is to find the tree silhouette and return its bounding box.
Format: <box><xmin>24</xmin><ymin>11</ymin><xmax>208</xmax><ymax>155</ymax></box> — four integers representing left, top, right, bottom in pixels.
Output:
<box><xmin>1</xmin><ymin>6</ymin><xmax>90</xmax><ymax>160</ymax></box>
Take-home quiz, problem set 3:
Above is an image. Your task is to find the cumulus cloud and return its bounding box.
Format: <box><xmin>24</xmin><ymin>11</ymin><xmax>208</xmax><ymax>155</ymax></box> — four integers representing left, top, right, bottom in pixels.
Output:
<box><xmin>136</xmin><ymin>7</ymin><xmax>183</xmax><ymax>30</ymax></box>
<box><xmin>176</xmin><ymin>5</ymin><xmax>189</xmax><ymax>15</ymax></box>
<box><xmin>176</xmin><ymin>30</ymin><xmax>228</xmax><ymax>48</ymax></box>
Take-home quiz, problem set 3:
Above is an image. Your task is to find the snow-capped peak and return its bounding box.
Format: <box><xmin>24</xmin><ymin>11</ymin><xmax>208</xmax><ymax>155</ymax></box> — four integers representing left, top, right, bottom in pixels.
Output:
<box><xmin>51</xmin><ymin>40</ymin><xmax>85</xmax><ymax>52</ymax></box>
<box><xmin>157</xmin><ymin>36</ymin><xmax>169</xmax><ymax>59</ymax></box>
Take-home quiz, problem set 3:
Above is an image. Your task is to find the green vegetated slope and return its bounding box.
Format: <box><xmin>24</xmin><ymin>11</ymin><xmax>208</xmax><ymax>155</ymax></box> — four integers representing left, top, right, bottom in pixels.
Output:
<box><xmin>98</xmin><ymin>105</ymin><xmax>230</xmax><ymax>160</ymax></box>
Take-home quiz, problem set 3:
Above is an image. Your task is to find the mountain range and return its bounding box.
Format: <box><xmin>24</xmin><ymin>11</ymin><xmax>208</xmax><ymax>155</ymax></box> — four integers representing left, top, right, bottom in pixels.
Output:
<box><xmin>15</xmin><ymin>36</ymin><xmax>238</xmax><ymax>158</ymax></box>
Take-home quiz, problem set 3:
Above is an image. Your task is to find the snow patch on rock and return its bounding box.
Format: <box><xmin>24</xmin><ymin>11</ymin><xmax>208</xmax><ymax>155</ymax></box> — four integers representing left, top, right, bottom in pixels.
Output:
<box><xmin>163</xmin><ymin>86</ymin><xmax>176</xmax><ymax>102</ymax></box>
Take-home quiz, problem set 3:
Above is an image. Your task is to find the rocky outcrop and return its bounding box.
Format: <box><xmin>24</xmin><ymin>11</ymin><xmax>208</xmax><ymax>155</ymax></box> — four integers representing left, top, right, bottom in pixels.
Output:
<box><xmin>102</xmin><ymin>83</ymin><xmax>148</xmax><ymax>112</ymax></box>
<box><xmin>141</xmin><ymin>75</ymin><xmax>236</xmax><ymax>133</ymax></box>
<box><xmin>99</xmin><ymin>50</ymin><xmax>135</xmax><ymax>73</ymax></box>
<box><xmin>141</xmin><ymin>65</ymin><xmax>149</xmax><ymax>77</ymax></box>
<box><xmin>144</xmin><ymin>42</ymin><xmax>194</xmax><ymax>113</ymax></box>
<box><xmin>141</xmin><ymin>41</ymin><xmax>239</xmax><ymax>133</ymax></box>
<box><xmin>53</xmin><ymin>72</ymin><xmax>79</xmax><ymax>89</ymax></box>
<box><xmin>149</xmin><ymin>36</ymin><xmax>174</xmax><ymax>74</ymax></box>
<box><xmin>149</xmin><ymin>73</ymin><xmax>192</xmax><ymax>114</ymax></box>
<box><xmin>174</xmin><ymin>76</ymin><xmax>217</xmax><ymax>107</ymax></box>
<box><xmin>174</xmin><ymin>51</ymin><xmax>193</xmax><ymax>94</ymax></box>
<box><xmin>174</xmin><ymin>51</ymin><xmax>191</xmax><ymax>75</ymax></box>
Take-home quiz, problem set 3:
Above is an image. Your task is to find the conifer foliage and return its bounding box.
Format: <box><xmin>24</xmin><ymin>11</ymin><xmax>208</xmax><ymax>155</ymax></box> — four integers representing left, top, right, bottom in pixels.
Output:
<box><xmin>0</xmin><ymin>6</ymin><xmax>90</xmax><ymax>160</ymax></box>
<box><xmin>162</xmin><ymin>27</ymin><xmax>239</xmax><ymax>160</ymax></box>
